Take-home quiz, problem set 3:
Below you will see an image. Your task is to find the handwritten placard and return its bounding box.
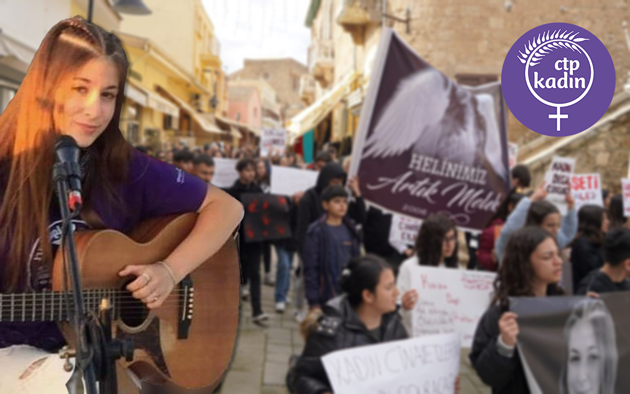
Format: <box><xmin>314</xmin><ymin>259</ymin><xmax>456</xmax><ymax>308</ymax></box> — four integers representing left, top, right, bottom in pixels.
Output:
<box><xmin>571</xmin><ymin>173</ymin><xmax>603</xmax><ymax>210</ymax></box>
<box><xmin>508</xmin><ymin>142</ymin><xmax>518</xmax><ymax>169</ymax></box>
<box><xmin>212</xmin><ymin>158</ymin><xmax>239</xmax><ymax>188</ymax></box>
<box><xmin>544</xmin><ymin>156</ymin><xmax>576</xmax><ymax>215</ymax></box>
<box><xmin>622</xmin><ymin>179</ymin><xmax>630</xmax><ymax>217</ymax></box>
<box><xmin>270</xmin><ymin>166</ymin><xmax>319</xmax><ymax>196</ymax></box>
<box><xmin>260</xmin><ymin>128</ymin><xmax>287</xmax><ymax>157</ymax></box>
<box><xmin>388</xmin><ymin>214</ymin><xmax>422</xmax><ymax>254</ymax></box>
<box><xmin>322</xmin><ymin>333</ymin><xmax>460</xmax><ymax>394</ymax></box>
<box><xmin>410</xmin><ymin>266</ymin><xmax>495</xmax><ymax>348</ymax></box>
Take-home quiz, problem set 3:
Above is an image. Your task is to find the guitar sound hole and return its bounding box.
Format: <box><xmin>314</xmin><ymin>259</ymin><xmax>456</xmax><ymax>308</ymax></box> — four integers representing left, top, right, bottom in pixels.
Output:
<box><xmin>119</xmin><ymin>286</ymin><xmax>150</xmax><ymax>328</ymax></box>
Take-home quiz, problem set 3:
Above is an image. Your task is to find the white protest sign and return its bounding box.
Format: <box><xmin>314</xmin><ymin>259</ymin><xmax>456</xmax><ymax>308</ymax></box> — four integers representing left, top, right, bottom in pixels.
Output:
<box><xmin>622</xmin><ymin>179</ymin><xmax>630</xmax><ymax>217</ymax></box>
<box><xmin>410</xmin><ymin>266</ymin><xmax>495</xmax><ymax>348</ymax></box>
<box><xmin>260</xmin><ymin>128</ymin><xmax>287</xmax><ymax>157</ymax></box>
<box><xmin>571</xmin><ymin>173</ymin><xmax>603</xmax><ymax>210</ymax></box>
<box><xmin>212</xmin><ymin>158</ymin><xmax>239</xmax><ymax>188</ymax></box>
<box><xmin>270</xmin><ymin>166</ymin><xmax>319</xmax><ymax>196</ymax></box>
<box><xmin>544</xmin><ymin>156</ymin><xmax>576</xmax><ymax>215</ymax></box>
<box><xmin>322</xmin><ymin>333</ymin><xmax>460</xmax><ymax>394</ymax></box>
<box><xmin>388</xmin><ymin>214</ymin><xmax>422</xmax><ymax>254</ymax></box>
<box><xmin>508</xmin><ymin>142</ymin><xmax>518</xmax><ymax>169</ymax></box>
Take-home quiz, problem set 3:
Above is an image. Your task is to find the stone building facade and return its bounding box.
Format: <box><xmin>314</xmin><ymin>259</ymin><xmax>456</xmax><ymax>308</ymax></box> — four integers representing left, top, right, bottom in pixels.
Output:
<box><xmin>230</xmin><ymin>58</ymin><xmax>309</xmax><ymax>121</ymax></box>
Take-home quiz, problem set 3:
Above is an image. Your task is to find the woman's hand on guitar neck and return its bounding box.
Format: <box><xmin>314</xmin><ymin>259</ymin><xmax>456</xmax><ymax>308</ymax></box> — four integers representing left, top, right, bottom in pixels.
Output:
<box><xmin>119</xmin><ymin>262</ymin><xmax>178</xmax><ymax>309</ymax></box>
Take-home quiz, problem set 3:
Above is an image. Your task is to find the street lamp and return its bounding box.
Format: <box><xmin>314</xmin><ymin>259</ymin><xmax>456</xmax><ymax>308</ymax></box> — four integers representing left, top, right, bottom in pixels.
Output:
<box><xmin>88</xmin><ymin>0</ymin><xmax>152</xmax><ymax>23</ymax></box>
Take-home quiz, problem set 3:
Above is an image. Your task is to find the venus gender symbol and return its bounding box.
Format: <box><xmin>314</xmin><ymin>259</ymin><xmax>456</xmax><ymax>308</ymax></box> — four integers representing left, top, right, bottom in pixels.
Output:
<box><xmin>518</xmin><ymin>30</ymin><xmax>593</xmax><ymax>132</ymax></box>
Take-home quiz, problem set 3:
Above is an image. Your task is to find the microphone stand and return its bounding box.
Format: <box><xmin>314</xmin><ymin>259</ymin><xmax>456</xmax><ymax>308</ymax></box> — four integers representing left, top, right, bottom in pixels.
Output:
<box><xmin>53</xmin><ymin>162</ymin><xmax>134</xmax><ymax>394</ymax></box>
<box><xmin>53</xmin><ymin>162</ymin><xmax>99</xmax><ymax>394</ymax></box>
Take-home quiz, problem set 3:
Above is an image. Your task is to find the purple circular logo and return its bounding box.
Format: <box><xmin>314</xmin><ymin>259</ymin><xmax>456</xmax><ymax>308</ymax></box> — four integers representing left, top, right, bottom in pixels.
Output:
<box><xmin>502</xmin><ymin>23</ymin><xmax>616</xmax><ymax>137</ymax></box>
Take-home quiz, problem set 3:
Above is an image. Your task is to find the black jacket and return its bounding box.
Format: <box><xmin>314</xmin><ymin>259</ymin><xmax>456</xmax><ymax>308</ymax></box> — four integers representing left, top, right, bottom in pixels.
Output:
<box><xmin>227</xmin><ymin>180</ymin><xmax>264</xmax><ymax>254</ymax></box>
<box><xmin>570</xmin><ymin>236</ymin><xmax>605</xmax><ymax>290</ymax></box>
<box><xmin>296</xmin><ymin>163</ymin><xmax>366</xmax><ymax>255</ymax></box>
<box><xmin>469</xmin><ymin>304</ymin><xmax>529</xmax><ymax>394</ymax></box>
<box><xmin>290</xmin><ymin>295</ymin><xmax>408</xmax><ymax>394</ymax></box>
<box><xmin>576</xmin><ymin>269</ymin><xmax>630</xmax><ymax>295</ymax></box>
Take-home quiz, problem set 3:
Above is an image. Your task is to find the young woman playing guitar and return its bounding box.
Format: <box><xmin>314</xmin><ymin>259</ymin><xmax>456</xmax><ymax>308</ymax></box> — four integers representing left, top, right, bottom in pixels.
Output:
<box><xmin>0</xmin><ymin>16</ymin><xmax>243</xmax><ymax>393</ymax></box>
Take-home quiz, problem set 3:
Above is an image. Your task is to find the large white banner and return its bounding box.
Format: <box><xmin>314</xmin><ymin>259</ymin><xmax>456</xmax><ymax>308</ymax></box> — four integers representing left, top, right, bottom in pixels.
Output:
<box><xmin>571</xmin><ymin>173</ymin><xmax>603</xmax><ymax>210</ymax></box>
<box><xmin>270</xmin><ymin>166</ymin><xmax>319</xmax><ymax>196</ymax></box>
<box><xmin>322</xmin><ymin>333</ymin><xmax>460</xmax><ymax>394</ymax></box>
<box><xmin>260</xmin><ymin>128</ymin><xmax>287</xmax><ymax>157</ymax></box>
<box><xmin>544</xmin><ymin>156</ymin><xmax>576</xmax><ymax>215</ymax></box>
<box><xmin>212</xmin><ymin>158</ymin><xmax>239</xmax><ymax>188</ymax></box>
<box><xmin>410</xmin><ymin>266</ymin><xmax>495</xmax><ymax>348</ymax></box>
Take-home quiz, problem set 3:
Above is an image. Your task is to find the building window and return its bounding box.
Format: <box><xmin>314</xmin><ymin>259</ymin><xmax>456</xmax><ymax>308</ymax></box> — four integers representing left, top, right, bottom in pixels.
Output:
<box><xmin>163</xmin><ymin>114</ymin><xmax>173</xmax><ymax>130</ymax></box>
<box><xmin>455</xmin><ymin>74</ymin><xmax>499</xmax><ymax>87</ymax></box>
<box><xmin>181</xmin><ymin>114</ymin><xmax>191</xmax><ymax>135</ymax></box>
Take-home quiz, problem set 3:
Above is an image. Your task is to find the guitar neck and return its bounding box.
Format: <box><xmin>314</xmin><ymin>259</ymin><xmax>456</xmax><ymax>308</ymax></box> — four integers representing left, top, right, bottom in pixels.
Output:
<box><xmin>0</xmin><ymin>289</ymin><xmax>120</xmax><ymax>323</ymax></box>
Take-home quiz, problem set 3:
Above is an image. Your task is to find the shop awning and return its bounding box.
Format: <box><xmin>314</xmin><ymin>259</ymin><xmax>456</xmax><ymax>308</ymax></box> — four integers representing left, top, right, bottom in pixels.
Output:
<box><xmin>126</xmin><ymin>82</ymin><xmax>180</xmax><ymax>120</ymax></box>
<box><xmin>0</xmin><ymin>32</ymin><xmax>35</xmax><ymax>72</ymax></box>
<box><xmin>158</xmin><ymin>87</ymin><xmax>222</xmax><ymax>134</ymax></box>
<box><xmin>216</xmin><ymin>115</ymin><xmax>258</xmax><ymax>138</ymax></box>
<box><xmin>287</xmin><ymin>71</ymin><xmax>358</xmax><ymax>139</ymax></box>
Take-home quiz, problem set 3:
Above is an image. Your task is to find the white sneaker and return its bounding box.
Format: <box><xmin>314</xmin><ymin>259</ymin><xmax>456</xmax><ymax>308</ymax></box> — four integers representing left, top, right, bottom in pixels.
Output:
<box><xmin>253</xmin><ymin>312</ymin><xmax>269</xmax><ymax>323</ymax></box>
<box><xmin>275</xmin><ymin>302</ymin><xmax>286</xmax><ymax>313</ymax></box>
<box><xmin>293</xmin><ymin>310</ymin><xmax>306</xmax><ymax>323</ymax></box>
<box><xmin>241</xmin><ymin>288</ymin><xmax>250</xmax><ymax>300</ymax></box>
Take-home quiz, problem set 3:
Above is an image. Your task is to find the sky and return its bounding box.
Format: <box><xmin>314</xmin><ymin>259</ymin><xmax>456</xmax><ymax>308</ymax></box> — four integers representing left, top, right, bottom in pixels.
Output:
<box><xmin>201</xmin><ymin>0</ymin><xmax>312</xmax><ymax>75</ymax></box>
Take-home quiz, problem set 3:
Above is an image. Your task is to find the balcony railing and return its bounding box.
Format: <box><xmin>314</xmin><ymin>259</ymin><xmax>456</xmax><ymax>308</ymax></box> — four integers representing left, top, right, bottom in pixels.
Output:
<box><xmin>337</xmin><ymin>0</ymin><xmax>383</xmax><ymax>27</ymax></box>
<box><xmin>299</xmin><ymin>74</ymin><xmax>316</xmax><ymax>105</ymax></box>
<box><xmin>309</xmin><ymin>40</ymin><xmax>334</xmax><ymax>88</ymax></box>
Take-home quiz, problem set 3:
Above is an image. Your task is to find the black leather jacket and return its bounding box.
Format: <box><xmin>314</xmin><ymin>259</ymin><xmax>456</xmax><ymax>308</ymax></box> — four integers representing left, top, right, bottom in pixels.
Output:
<box><xmin>290</xmin><ymin>295</ymin><xmax>408</xmax><ymax>394</ymax></box>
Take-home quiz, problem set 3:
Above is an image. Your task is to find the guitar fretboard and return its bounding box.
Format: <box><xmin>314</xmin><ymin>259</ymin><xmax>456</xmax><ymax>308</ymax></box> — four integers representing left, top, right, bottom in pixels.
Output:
<box><xmin>0</xmin><ymin>289</ymin><xmax>120</xmax><ymax>323</ymax></box>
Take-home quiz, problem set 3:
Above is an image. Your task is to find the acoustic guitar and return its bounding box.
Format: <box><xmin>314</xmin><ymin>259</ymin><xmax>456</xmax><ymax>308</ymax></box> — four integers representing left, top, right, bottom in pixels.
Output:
<box><xmin>0</xmin><ymin>213</ymin><xmax>240</xmax><ymax>393</ymax></box>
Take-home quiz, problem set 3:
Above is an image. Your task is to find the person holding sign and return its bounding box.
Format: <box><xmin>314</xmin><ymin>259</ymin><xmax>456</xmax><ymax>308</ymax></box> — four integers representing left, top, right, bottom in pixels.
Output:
<box><xmin>396</xmin><ymin>213</ymin><xmax>459</xmax><ymax>335</ymax></box>
<box><xmin>570</xmin><ymin>205</ymin><xmax>608</xmax><ymax>290</ymax></box>
<box><xmin>495</xmin><ymin>181</ymin><xmax>577</xmax><ymax>264</ymax></box>
<box><xmin>288</xmin><ymin>256</ymin><xmax>410</xmax><ymax>393</ymax></box>
<box><xmin>470</xmin><ymin>227</ymin><xmax>565</xmax><ymax>394</ymax></box>
<box><xmin>608</xmin><ymin>195</ymin><xmax>628</xmax><ymax>230</ymax></box>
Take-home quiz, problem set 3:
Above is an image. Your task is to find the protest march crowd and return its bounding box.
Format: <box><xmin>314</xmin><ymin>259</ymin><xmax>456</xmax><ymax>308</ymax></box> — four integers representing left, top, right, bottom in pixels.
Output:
<box><xmin>135</xmin><ymin>138</ymin><xmax>630</xmax><ymax>394</ymax></box>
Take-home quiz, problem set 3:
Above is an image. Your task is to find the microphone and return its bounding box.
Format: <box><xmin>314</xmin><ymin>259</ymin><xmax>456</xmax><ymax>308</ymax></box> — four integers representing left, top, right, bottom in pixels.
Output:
<box><xmin>55</xmin><ymin>135</ymin><xmax>83</xmax><ymax>211</ymax></box>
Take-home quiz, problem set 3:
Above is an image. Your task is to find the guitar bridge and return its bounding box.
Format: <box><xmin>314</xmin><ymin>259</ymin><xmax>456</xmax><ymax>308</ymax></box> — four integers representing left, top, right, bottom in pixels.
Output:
<box><xmin>178</xmin><ymin>275</ymin><xmax>194</xmax><ymax>339</ymax></box>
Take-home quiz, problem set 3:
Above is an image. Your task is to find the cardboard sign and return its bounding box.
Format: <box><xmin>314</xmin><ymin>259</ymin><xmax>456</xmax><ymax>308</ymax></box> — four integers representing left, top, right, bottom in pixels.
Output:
<box><xmin>322</xmin><ymin>333</ymin><xmax>460</xmax><ymax>394</ymax></box>
<box><xmin>270</xmin><ymin>166</ymin><xmax>319</xmax><ymax>196</ymax></box>
<box><xmin>409</xmin><ymin>266</ymin><xmax>496</xmax><ymax>347</ymax></box>
<box><xmin>212</xmin><ymin>158</ymin><xmax>239</xmax><ymax>188</ymax></box>
<box><xmin>388</xmin><ymin>214</ymin><xmax>422</xmax><ymax>254</ymax></box>
<box><xmin>571</xmin><ymin>173</ymin><xmax>603</xmax><ymax>210</ymax></box>
<box><xmin>544</xmin><ymin>156</ymin><xmax>576</xmax><ymax>215</ymax></box>
<box><xmin>260</xmin><ymin>128</ymin><xmax>287</xmax><ymax>157</ymax></box>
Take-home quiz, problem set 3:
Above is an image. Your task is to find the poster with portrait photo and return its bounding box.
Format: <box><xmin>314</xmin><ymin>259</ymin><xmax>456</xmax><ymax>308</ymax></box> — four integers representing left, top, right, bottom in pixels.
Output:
<box><xmin>348</xmin><ymin>29</ymin><xmax>510</xmax><ymax>232</ymax></box>
<box><xmin>510</xmin><ymin>293</ymin><xmax>630</xmax><ymax>394</ymax></box>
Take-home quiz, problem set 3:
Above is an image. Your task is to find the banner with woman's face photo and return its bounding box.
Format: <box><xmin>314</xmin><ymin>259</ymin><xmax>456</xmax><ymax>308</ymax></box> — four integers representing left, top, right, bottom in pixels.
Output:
<box><xmin>510</xmin><ymin>293</ymin><xmax>630</xmax><ymax>394</ymax></box>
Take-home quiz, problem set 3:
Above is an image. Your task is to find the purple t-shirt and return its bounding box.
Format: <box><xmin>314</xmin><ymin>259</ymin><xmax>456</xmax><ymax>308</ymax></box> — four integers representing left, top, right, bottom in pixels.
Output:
<box><xmin>0</xmin><ymin>150</ymin><xmax>208</xmax><ymax>351</ymax></box>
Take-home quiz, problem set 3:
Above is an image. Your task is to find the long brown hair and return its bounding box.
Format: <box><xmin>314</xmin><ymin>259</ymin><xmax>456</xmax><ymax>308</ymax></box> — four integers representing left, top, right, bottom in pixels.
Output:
<box><xmin>0</xmin><ymin>16</ymin><xmax>132</xmax><ymax>290</ymax></box>
<box><xmin>414</xmin><ymin>213</ymin><xmax>458</xmax><ymax>268</ymax></box>
<box><xmin>491</xmin><ymin>226</ymin><xmax>564</xmax><ymax>309</ymax></box>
